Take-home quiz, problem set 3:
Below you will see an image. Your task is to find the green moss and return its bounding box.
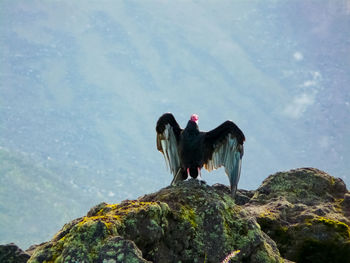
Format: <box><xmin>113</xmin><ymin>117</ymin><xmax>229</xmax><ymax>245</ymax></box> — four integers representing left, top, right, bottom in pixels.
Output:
<box><xmin>256</xmin><ymin>168</ymin><xmax>340</xmax><ymax>204</ymax></box>
<box><xmin>106</xmin><ymin>250</ymin><xmax>116</xmax><ymax>257</ymax></box>
<box><xmin>307</xmin><ymin>217</ymin><xmax>350</xmax><ymax>239</ymax></box>
<box><xmin>255</xmin><ymin>250</ymin><xmax>272</xmax><ymax>263</ymax></box>
<box><xmin>179</xmin><ymin>205</ymin><xmax>198</xmax><ymax>228</ymax></box>
<box><xmin>117</xmin><ymin>253</ymin><xmax>124</xmax><ymax>261</ymax></box>
<box><xmin>147</xmin><ymin>219</ymin><xmax>161</xmax><ymax>232</ymax></box>
<box><xmin>258</xmin><ymin>210</ymin><xmax>279</xmax><ymax>221</ymax></box>
<box><xmin>98</xmin><ymin>201</ymin><xmax>162</xmax><ymax>217</ymax></box>
<box><xmin>29</xmin><ymin>181</ymin><xmax>284</xmax><ymax>263</ymax></box>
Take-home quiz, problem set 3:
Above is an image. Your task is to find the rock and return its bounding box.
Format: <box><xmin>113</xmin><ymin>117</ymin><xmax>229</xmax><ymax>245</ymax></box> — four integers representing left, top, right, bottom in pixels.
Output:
<box><xmin>212</xmin><ymin>183</ymin><xmax>256</xmax><ymax>205</ymax></box>
<box><xmin>245</xmin><ymin>168</ymin><xmax>350</xmax><ymax>263</ymax></box>
<box><xmin>25</xmin><ymin>244</ymin><xmax>45</xmax><ymax>257</ymax></box>
<box><xmin>0</xmin><ymin>243</ymin><xmax>30</xmax><ymax>263</ymax></box>
<box><xmin>235</xmin><ymin>189</ymin><xmax>256</xmax><ymax>205</ymax></box>
<box><xmin>343</xmin><ymin>193</ymin><xmax>350</xmax><ymax>208</ymax></box>
<box><xmin>96</xmin><ymin>236</ymin><xmax>151</xmax><ymax>263</ymax></box>
<box><xmin>28</xmin><ymin>179</ymin><xmax>283</xmax><ymax>263</ymax></box>
<box><xmin>24</xmin><ymin>167</ymin><xmax>349</xmax><ymax>262</ymax></box>
<box><xmin>140</xmin><ymin>179</ymin><xmax>282</xmax><ymax>262</ymax></box>
<box><xmin>250</xmin><ymin>168</ymin><xmax>347</xmax><ymax>205</ymax></box>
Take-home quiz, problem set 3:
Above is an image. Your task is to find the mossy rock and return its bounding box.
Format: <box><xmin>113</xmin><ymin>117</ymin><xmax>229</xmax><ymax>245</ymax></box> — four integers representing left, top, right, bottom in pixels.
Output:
<box><xmin>251</xmin><ymin>168</ymin><xmax>347</xmax><ymax>205</ymax></box>
<box><xmin>29</xmin><ymin>179</ymin><xmax>283</xmax><ymax>263</ymax></box>
<box><xmin>258</xmin><ymin>217</ymin><xmax>350</xmax><ymax>262</ymax></box>
<box><xmin>245</xmin><ymin>168</ymin><xmax>350</xmax><ymax>263</ymax></box>
<box><xmin>28</xmin><ymin>201</ymin><xmax>161</xmax><ymax>263</ymax></box>
<box><xmin>140</xmin><ymin>179</ymin><xmax>283</xmax><ymax>262</ymax></box>
<box><xmin>0</xmin><ymin>243</ymin><xmax>30</xmax><ymax>263</ymax></box>
<box><xmin>290</xmin><ymin>217</ymin><xmax>350</xmax><ymax>262</ymax></box>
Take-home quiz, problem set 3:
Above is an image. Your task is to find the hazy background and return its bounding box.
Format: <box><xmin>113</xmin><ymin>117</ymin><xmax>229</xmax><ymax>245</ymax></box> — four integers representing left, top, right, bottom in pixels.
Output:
<box><xmin>1</xmin><ymin>0</ymin><xmax>349</xmax><ymax>248</ymax></box>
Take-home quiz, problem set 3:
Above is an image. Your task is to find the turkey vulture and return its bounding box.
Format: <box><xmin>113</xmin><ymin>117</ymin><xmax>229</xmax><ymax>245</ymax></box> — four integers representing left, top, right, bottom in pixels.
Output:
<box><xmin>156</xmin><ymin>113</ymin><xmax>245</xmax><ymax>197</ymax></box>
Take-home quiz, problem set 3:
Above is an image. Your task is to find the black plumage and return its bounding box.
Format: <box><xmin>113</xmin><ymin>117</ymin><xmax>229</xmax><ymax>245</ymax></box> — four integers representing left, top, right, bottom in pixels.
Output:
<box><xmin>156</xmin><ymin>113</ymin><xmax>245</xmax><ymax>197</ymax></box>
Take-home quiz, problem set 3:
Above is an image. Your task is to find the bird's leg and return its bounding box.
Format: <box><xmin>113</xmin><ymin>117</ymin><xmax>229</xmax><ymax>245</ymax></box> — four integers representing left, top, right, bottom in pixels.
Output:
<box><xmin>197</xmin><ymin>167</ymin><xmax>202</xmax><ymax>180</ymax></box>
<box><xmin>185</xmin><ymin>168</ymin><xmax>191</xmax><ymax>180</ymax></box>
<box><xmin>197</xmin><ymin>167</ymin><xmax>206</xmax><ymax>184</ymax></box>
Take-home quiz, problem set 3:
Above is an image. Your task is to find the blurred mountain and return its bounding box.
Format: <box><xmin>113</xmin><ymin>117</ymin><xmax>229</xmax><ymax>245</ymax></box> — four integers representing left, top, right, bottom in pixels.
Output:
<box><xmin>0</xmin><ymin>147</ymin><xmax>87</xmax><ymax>248</ymax></box>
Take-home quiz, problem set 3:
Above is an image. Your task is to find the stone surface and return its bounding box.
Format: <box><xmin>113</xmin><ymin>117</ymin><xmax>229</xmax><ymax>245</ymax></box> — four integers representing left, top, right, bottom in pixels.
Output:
<box><xmin>4</xmin><ymin>167</ymin><xmax>349</xmax><ymax>263</ymax></box>
<box><xmin>28</xmin><ymin>179</ymin><xmax>283</xmax><ymax>263</ymax></box>
<box><xmin>244</xmin><ymin>168</ymin><xmax>350</xmax><ymax>263</ymax></box>
<box><xmin>0</xmin><ymin>243</ymin><xmax>30</xmax><ymax>263</ymax></box>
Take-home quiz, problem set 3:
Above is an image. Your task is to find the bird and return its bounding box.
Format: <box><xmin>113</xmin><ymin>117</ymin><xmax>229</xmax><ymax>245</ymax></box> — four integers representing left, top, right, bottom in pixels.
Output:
<box><xmin>156</xmin><ymin>113</ymin><xmax>245</xmax><ymax>197</ymax></box>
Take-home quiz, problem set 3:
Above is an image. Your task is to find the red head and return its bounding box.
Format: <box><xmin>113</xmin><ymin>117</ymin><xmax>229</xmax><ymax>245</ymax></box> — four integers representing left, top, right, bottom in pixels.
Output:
<box><xmin>190</xmin><ymin>114</ymin><xmax>199</xmax><ymax>124</ymax></box>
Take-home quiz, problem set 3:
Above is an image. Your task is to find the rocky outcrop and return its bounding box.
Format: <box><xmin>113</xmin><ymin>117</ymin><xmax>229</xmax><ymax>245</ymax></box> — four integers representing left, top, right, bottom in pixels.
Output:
<box><xmin>2</xmin><ymin>168</ymin><xmax>349</xmax><ymax>263</ymax></box>
<box><xmin>245</xmin><ymin>168</ymin><xmax>350</xmax><ymax>262</ymax></box>
<box><xmin>28</xmin><ymin>179</ymin><xmax>283</xmax><ymax>263</ymax></box>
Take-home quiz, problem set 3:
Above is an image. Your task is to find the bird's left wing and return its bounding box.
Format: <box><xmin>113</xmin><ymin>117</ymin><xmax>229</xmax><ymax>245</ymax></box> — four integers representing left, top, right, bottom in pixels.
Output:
<box><xmin>156</xmin><ymin>113</ymin><xmax>183</xmax><ymax>183</ymax></box>
<box><xmin>203</xmin><ymin>121</ymin><xmax>245</xmax><ymax>197</ymax></box>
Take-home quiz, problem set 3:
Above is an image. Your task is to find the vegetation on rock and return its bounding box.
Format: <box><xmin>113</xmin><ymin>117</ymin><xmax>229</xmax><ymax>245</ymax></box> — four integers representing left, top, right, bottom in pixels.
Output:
<box><xmin>2</xmin><ymin>167</ymin><xmax>349</xmax><ymax>263</ymax></box>
<box><xmin>28</xmin><ymin>180</ymin><xmax>283</xmax><ymax>263</ymax></box>
<box><xmin>245</xmin><ymin>168</ymin><xmax>350</xmax><ymax>263</ymax></box>
<box><xmin>0</xmin><ymin>243</ymin><xmax>30</xmax><ymax>263</ymax></box>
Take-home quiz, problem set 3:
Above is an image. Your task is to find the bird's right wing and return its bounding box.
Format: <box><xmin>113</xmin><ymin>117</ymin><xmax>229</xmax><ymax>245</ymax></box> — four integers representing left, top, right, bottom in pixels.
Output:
<box><xmin>203</xmin><ymin>121</ymin><xmax>245</xmax><ymax>197</ymax></box>
<box><xmin>156</xmin><ymin>113</ymin><xmax>182</xmax><ymax>183</ymax></box>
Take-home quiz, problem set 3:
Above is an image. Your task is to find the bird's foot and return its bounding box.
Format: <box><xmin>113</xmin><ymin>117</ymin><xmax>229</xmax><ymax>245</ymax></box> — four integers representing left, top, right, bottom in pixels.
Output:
<box><xmin>196</xmin><ymin>175</ymin><xmax>207</xmax><ymax>185</ymax></box>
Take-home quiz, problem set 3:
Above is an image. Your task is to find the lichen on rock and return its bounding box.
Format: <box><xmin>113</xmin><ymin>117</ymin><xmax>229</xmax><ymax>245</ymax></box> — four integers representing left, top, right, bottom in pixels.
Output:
<box><xmin>28</xmin><ymin>201</ymin><xmax>163</xmax><ymax>263</ymax></box>
<box><xmin>28</xmin><ymin>179</ymin><xmax>283</xmax><ymax>263</ymax></box>
<box><xmin>23</xmin><ymin>167</ymin><xmax>349</xmax><ymax>263</ymax></box>
<box><xmin>245</xmin><ymin>168</ymin><xmax>350</xmax><ymax>263</ymax></box>
<box><xmin>250</xmin><ymin>168</ymin><xmax>346</xmax><ymax>205</ymax></box>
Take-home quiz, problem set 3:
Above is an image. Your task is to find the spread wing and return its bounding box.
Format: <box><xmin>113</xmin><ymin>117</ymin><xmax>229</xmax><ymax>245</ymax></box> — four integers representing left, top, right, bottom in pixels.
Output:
<box><xmin>156</xmin><ymin>113</ymin><xmax>183</xmax><ymax>183</ymax></box>
<box><xmin>203</xmin><ymin>121</ymin><xmax>245</xmax><ymax>197</ymax></box>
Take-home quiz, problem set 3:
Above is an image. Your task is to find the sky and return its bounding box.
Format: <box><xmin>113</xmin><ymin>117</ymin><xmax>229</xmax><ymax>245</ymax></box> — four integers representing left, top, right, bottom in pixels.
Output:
<box><xmin>1</xmin><ymin>0</ymin><xmax>350</xmax><ymax>248</ymax></box>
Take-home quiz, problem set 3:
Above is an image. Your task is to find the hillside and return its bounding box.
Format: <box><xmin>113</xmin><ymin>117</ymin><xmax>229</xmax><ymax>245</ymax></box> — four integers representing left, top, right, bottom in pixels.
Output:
<box><xmin>0</xmin><ymin>147</ymin><xmax>90</xmax><ymax>248</ymax></box>
<box><xmin>0</xmin><ymin>146</ymin><xmax>168</xmax><ymax>248</ymax></box>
